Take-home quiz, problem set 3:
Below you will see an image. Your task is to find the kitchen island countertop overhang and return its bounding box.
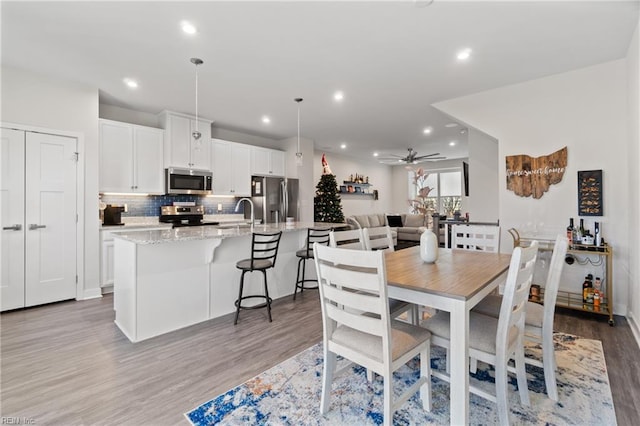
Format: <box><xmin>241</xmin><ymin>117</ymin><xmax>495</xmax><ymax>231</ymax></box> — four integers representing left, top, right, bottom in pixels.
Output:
<box><xmin>111</xmin><ymin>221</ymin><xmax>334</xmax><ymax>245</ymax></box>
<box><xmin>112</xmin><ymin>222</ymin><xmax>336</xmax><ymax>342</ymax></box>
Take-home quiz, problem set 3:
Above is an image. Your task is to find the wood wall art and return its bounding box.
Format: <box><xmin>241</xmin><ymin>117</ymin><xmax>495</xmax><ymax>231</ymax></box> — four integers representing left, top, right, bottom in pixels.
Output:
<box><xmin>578</xmin><ymin>170</ymin><xmax>603</xmax><ymax>216</ymax></box>
<box><xmin>506</xmin><ymin>146</ymin><xmax>567</xmax><ymax>199</ymax></box>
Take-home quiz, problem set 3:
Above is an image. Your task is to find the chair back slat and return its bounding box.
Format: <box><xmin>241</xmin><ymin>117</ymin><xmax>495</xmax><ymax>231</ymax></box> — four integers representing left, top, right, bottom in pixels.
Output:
<box><xmin>249</xmin><ymin>231</ymin><xmax>282</xmax><ymax>269</ymax></box>
<box><xmin>497</xmin><ymin>241</ymin><xmax>538</xmax><ymax>350</ymax></box>
<box><xmin>318</xmin><ymin>263</ymin><xmax>381</xmax><ymax>293</ymax></box>
<box><xmin>325</xmin><ymin>303</ymin><xmax>385</xmax><ymax>337</ymax></box>
<box><xmin>363</xmin><ymin>226</ymin><xmax>395</xmax><ymax>252</ymax></box>
<box><xmin>452</xmin><ymin>225</ymin><xmax>501</xmax><ymax>252</ymax></box>
<box><xmin>321</xmin><ymin>274</ymin><xmax>384</xmax><ymax>314</ymax></box>
<box><xmin>329</xmin><ymin>229</ymin><xmax>365</xmax><ymax>250</ymax></box>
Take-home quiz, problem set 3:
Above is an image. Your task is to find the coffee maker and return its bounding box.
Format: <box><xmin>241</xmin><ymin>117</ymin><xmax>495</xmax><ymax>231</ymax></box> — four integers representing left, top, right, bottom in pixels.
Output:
<box><xmin>103</xmin><ymin>204</ymin><xmax>126</xmax><ymax>226</ymax></box>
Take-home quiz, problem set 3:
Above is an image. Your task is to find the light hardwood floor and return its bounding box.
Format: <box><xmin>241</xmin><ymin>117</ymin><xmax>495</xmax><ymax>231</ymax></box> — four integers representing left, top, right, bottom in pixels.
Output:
<box><xmin>1</xmin><ymin>292</ymin><xmax>638</xmax><ymax>425</ymax></box>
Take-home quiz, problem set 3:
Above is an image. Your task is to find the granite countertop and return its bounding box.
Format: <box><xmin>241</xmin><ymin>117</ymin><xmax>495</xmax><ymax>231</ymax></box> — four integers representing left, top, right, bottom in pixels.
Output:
<box><xmin>111</xmin><ymin>222</ymin><xmax>335</xmax><ymax>245</ymax></box>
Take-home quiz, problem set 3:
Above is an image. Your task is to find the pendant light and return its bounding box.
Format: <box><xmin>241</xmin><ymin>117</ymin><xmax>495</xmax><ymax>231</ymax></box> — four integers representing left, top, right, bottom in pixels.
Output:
<box><xmin>191</xmin><ymin>57</ymin><xmax>203</xmax><ymax>141</ymax></box>
<box><xmin>294</xmin><ymin>97</ymin><xmax>303</xmax><ymax>166</ymax></box>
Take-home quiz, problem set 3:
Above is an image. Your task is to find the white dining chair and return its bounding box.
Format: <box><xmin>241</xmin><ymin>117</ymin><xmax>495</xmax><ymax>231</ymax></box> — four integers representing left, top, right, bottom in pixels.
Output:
<box><xmin>313</xmin><ymin>243</ymin><xmax>432</xmax><ymax>426</ymax></box>
<box><xmin>331</xmin><ymin>228</ymin><xmax>415</xmax><ymax>325</ymax></box>
<box><xmin>363</xmin><ymin>226</ymin><xmax>421</xmax><ymax>325</ymax></box>
<box><xmin>473</xmin><ymin>234</ymin><xmax>568</xmax><ymax>401</ymax></box>
<box><xmin>451</xmin><ymin>224</ymin><xmax>501</xmax><ymax>252</ymax></box>
<box><xmin>422</xmin><ymin>241</ymin><xmax>539</xmax><ymax>425</ymax></box>
<box><xmin>363</xmin><ymin>226</ymin><xmax>395</xmax><ymax>252</ymax></box>
<box><xmin>329</xmin><ymin>228</ymin><xmax>366</xmax><ymax>250</ymax></box>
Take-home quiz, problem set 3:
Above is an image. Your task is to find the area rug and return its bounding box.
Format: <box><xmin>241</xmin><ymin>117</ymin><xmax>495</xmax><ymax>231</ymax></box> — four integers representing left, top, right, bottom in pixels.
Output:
<box><xmin>185</xmin><ymin>333</ymin><xmax>616</xmax><ymax>425</ymax></box>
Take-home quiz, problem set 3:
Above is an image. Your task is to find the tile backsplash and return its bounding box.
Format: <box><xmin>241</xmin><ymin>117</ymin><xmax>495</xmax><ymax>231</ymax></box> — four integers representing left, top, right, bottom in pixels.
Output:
<box><xmin>100</xmin><ymin>194</ymin><xmax>244</xmax><ymax>217</ymax></box>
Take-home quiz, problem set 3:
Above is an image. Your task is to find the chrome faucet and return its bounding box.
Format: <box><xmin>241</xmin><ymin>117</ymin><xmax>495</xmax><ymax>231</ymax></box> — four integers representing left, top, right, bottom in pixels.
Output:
<box><xmin>234</xmin><ymin>198</ymin><xmax>254</xmax><ymax>225</ymax></box>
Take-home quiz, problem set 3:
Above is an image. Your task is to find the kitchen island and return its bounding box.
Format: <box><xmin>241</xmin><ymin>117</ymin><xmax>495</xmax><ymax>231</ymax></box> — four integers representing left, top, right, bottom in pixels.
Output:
<box><xmin>112</xmin><ymin>222</ymin><xmax>333</xmax><ymax>342</ymax></box>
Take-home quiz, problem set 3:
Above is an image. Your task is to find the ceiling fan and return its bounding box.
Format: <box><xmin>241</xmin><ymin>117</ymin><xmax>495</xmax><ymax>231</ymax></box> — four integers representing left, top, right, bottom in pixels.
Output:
<box><xmin>379</xmin><ymin>148</ymin><xmax>446</xmax><ymax>164</ymax></box>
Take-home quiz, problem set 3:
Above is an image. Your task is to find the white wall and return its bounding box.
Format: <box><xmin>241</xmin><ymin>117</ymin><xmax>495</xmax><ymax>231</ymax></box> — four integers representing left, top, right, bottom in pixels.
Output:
<box><xmin>99</xmin><ymin>104</ymin><xmax>159</xmax><ymax>128</ymax></box>
<box><xmin>312</xmin><ymin>152</ymin><xmax>393</xmax><ymax>218</ymax></box>
<box><xmin>467</xmin><ymin>128</ymin><xmax>499</xmax><ymax>222</ymax></box>
<box><xmin>2</xmin><ymin>66</ymin><xmax>100</xmax><ymax>298</ymax></box>
<box><xmin>435</xmin><ymin>60</ymin><xmax>630</xmax><ymax>316</ymax></box>
<box><xmin>627</xmin><ymin>19</ymin><xmax>640</xmax><ymax>342</ymax></box>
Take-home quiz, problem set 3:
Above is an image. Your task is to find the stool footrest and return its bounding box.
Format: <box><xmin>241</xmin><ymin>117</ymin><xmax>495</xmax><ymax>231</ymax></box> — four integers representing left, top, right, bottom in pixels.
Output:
<box><xmin>235</xmin><ymin>295</ymin><xmax>273</xmax><ymax>310</ymax></box>
<box><xmin>295</xmin><ymin>279</ymin><xmax>319</xmax><ymax>291</ymax></box>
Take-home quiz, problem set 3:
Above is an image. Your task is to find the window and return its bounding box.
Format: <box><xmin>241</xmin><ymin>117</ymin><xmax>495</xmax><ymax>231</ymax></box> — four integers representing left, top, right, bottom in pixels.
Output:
<box><xmin>408</xmin><ymin>168</ymin><xmax>462</xmax><ymax>217</ymax></box>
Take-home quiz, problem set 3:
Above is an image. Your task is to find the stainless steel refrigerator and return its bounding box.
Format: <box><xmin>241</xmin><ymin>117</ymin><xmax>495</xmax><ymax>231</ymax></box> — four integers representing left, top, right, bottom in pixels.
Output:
<box><xmin>247</xmin><ymin>176</ymin><xmax>299</xmax><ymax>224</ymax></box>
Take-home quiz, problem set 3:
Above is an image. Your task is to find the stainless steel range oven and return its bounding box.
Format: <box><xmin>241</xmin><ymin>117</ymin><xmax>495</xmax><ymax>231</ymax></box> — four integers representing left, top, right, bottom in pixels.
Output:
<box><xmin>159</xmin><ymin>205</ymin><xmax>219</xmax><ymax>228</ymax></box>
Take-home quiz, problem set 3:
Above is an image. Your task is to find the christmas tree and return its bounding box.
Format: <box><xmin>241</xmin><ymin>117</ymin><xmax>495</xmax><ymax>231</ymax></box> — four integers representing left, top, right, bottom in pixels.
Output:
<box><xmin>314</xmin><ymin>154</ymin><xmax>345</xmax><ymax>223</ymax></box>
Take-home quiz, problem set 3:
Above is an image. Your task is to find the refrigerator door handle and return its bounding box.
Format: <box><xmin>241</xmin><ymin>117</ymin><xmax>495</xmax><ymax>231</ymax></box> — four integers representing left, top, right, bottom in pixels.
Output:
<box><xmin>280</xmin><ymin>180</ymin><xmax>286</xmax><ymax>220</ymax></box>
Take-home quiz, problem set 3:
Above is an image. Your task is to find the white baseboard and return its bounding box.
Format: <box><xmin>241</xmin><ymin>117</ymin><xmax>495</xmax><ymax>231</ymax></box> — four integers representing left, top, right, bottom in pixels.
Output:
<box><xmin>82</xmin><ymin>288</ymin><xmax>103</xmax><ymax>300</ymax></box>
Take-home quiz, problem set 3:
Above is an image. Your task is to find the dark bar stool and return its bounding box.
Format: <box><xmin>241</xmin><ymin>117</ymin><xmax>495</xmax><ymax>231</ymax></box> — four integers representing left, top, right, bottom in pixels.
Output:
<box><xmin>234</xmin><ymin>231</ymin><xmax>283</xmax><ymax>325</ymax></box>
<box><xmin>293</xmin><ymin>227</ymin><xmax>331</xmax><ymax>300</ymax></box>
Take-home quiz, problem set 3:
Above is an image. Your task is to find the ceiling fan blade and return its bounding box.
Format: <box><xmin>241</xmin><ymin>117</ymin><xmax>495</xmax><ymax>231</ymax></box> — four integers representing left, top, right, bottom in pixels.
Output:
<box><xmin>412</xmin><ymin>156</ymin><xmax>446</xmax><ymax>164</ymax></box>
<box><xmin>412</xmin><ymin>152</ymin><xmax>441</xmax><ymax>160</ymax></box>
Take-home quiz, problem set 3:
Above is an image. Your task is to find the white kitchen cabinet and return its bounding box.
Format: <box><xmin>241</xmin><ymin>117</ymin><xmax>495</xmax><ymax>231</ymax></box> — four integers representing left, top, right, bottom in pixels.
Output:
<box><xmin>1</xmin><ymin>127</ymin><xmax>78</xmax><ymax>311</ymax></box>
<box><xmin>101</xmin><ymin>233</ymin><xmax>115</xmax><ymax>287</ymax></box>
<box><xmin>99</xmin><ymin>119</ymin><xmax>164</xmax><ymax>194</ymax></box>
<box><xmin>212</xmin><ymin>139</ymin><xmax>251</xmax><ymax>196</ymax></box>
<box><xmin>251</xmin><ymin>146</ymin><xmax>285</xmax><ymax>176</ymax></box>
<box><xmin>100</xmin><ymin>225</ymin><xmax>170</xmax><ymax>289</ymax></box>
<box><xmin>158</xmin><ymin>111</ymin><xmax>212</xmax><ymax>170</ymax></box>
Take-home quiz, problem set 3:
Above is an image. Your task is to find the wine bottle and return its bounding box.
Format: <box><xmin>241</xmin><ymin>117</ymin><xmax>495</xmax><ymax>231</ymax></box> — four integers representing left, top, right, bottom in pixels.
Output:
<box><xmin>566</xmin><ymin>218</ymin><xmax>574</xmax><ymax>243</ymax></box>
<box><xmin>578</xmin><ymin>218</ymin><xmax>585</xmax><ymax>243</ymax></box>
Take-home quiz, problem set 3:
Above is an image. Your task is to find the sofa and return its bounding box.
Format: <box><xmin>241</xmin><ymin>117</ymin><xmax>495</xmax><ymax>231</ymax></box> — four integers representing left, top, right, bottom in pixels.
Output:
<box><xmin>346</xmin><ymin>213</ymin><xmax>431</xmax><ymax>245</ymax></box>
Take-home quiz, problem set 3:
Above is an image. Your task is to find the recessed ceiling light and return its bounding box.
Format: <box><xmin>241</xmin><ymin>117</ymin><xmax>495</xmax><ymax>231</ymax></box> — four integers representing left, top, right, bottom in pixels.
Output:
<box><xmin>334</xmin><ymin>91</ymin><xmax>344</xmax><ymax>101</ymax></box>
<box><xmin>373</xmin><ymin>152</ymin><xmax>379</xmax><ymax>157</ymax></box>
<box><xmin>423</xmin><ymin>127</ymin><xmax>433</xmax><ymax>135</ymax></box>
<box><xmin>181</xmin><ymin>21</ymin><xmax>197</xmax><ymax>35</ymax></box>
<box><xmin>123</xmin><ymin>78</ymin><xmax>138</xmax><ymax>89</ymax></box>
<box><xmin>457</xmin><ymin>48</ymin><xmax>472</xmax><ymax>61</ymax></box>
<box><xmin>262</xmin><ymin>116</ymin><xmax>271</xmax><ymax>124</ymax></box>
<box><xmin>340</xmin><ymin>143</ymin><xmax>347</xmax><ymax>149</ymax></box>
<box><xmin>449</xmin><ymin>141</ymin><xmax>456</xmax><ymax>146</ymax></box>
<box><xmin>445</xmin><ymin>122</ymin><xmax>459</xmax><ymax>128</ymax></box>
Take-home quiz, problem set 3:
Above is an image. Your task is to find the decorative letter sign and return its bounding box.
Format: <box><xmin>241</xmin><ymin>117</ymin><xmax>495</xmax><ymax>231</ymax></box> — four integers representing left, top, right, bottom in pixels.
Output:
<box><xmin>506</xmin><ymin>147</ymin><xmax>567</xmax><ymax>199</ymax></box>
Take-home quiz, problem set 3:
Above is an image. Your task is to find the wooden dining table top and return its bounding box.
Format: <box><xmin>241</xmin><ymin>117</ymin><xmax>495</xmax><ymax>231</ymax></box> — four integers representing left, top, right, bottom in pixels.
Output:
<box><xmin>385</xmin><ymin>247</ymin><xmax>512</xmax><ymax>301</ymax></box>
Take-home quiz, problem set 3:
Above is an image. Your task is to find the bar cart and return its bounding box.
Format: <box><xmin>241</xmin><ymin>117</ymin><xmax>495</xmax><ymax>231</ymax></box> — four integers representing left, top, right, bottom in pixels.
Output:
<box><xmin>509</xmin><ymin>228</ymin><xmax>614</xmax><ymax>326</ymax></box>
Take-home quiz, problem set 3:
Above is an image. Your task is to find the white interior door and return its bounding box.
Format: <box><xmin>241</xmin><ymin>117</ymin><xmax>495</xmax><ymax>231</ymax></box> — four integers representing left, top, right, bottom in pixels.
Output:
<box><xmin>1</xmin><ymin>128</ymin><xmax>26</xmax><ymax>311</ymax></box>
<box><xmin>24</xmin><ymin>132</ymin><xmax>77</xmax><ymax>306</ymax></box>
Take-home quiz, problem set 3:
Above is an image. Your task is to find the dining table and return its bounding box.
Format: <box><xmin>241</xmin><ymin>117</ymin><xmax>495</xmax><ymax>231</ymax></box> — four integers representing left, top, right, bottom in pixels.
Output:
<box><xmin>385</xmin><ymin>246</ymin><xmax>512</xmax><ymax>425</ymax></box>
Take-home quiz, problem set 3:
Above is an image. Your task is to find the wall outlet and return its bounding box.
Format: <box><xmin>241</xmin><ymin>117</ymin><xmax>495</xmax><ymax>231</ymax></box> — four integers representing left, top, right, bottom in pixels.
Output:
<box><xmin>217</xmin><ymin>203</ymin><xmax>222</xmax><ymax>212</ymax></box>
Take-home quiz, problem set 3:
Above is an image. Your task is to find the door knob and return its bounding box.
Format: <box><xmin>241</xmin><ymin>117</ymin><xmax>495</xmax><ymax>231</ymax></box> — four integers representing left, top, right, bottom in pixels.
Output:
<box><xmin>28</xmin><ymin>224</ymin><xmax>46</xmax><ymax>230</ymax></box>
<box><xmin>2</xmin><ymin>224</ymin><xmax>22</xmax><ymax>231</ymax></box>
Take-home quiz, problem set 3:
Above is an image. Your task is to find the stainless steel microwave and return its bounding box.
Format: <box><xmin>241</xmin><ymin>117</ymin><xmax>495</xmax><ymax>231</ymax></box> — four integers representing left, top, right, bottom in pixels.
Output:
<box><xmin>165</xmin><ymin>168</ymin><xmax>213</xmax><ymax>195</ymax></box>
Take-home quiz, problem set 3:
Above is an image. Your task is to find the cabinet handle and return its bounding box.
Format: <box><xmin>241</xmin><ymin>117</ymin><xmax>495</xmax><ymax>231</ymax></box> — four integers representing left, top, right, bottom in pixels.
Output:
<box><xmin>2</xmin><ymin>224</ymin><xmax>22</xmax><ymax>231</ymax></box>
<box><xmin>29</xmin><ymin>224</ymin><xmax>46</xmax><ymax>230</ymax></box>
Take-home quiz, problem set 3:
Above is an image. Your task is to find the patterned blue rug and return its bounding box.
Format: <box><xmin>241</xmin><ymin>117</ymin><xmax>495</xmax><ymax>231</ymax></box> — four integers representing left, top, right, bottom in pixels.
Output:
<box><xmin>185</xmin><ymin>333</ymin><xmax>616</xmax><ymax>425</ymax></box>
